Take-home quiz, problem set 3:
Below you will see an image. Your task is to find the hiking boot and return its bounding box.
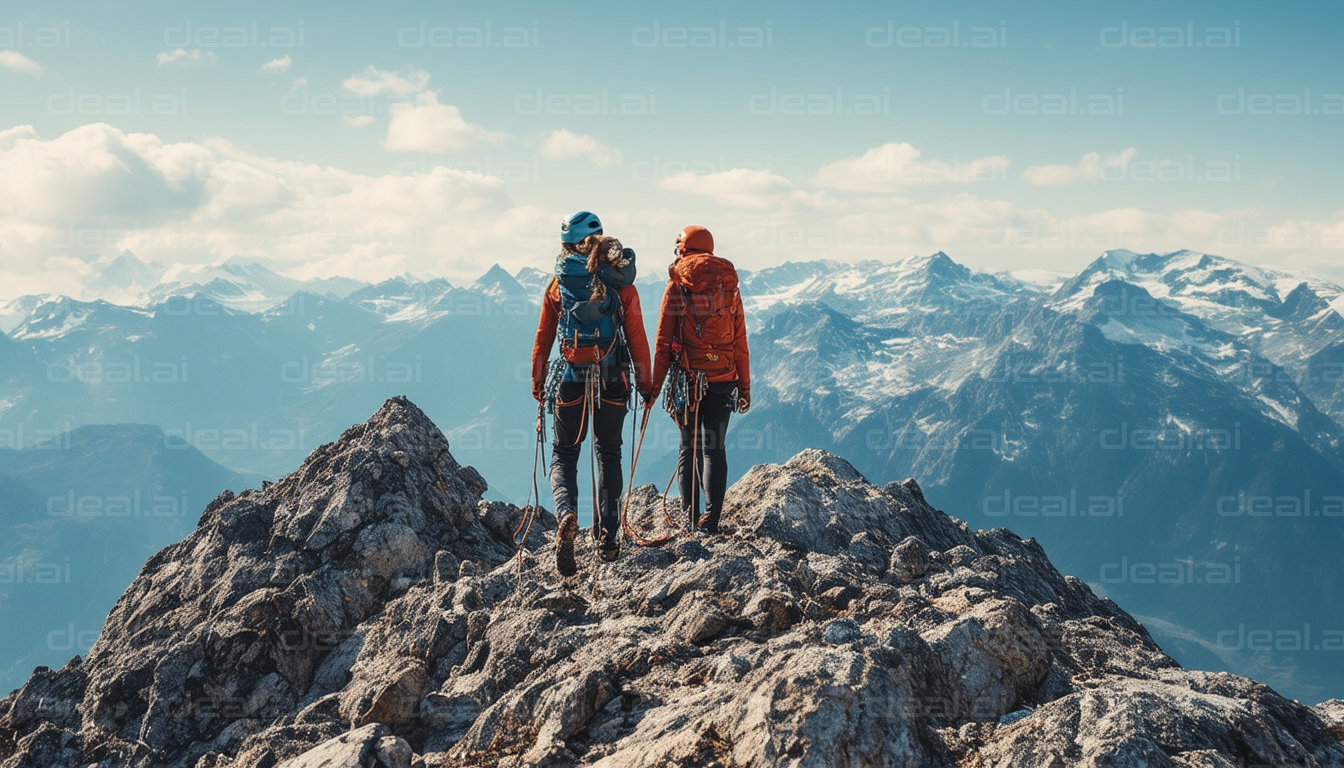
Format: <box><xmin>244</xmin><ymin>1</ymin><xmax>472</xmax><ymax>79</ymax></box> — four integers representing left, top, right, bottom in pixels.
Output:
<box><xmin>593</xmin><ymin>521</ymin><xmax>620</xmax><ymax>562</ymax></box>
<box><xmin>556</xmin><ymin>511</ymin><xmax>579</xmax><ymax>577</ymax></box>
<box><xmin>697</xmin><ymin>512</ymin><xmax>720</xmax><ymax>535</ymax></box>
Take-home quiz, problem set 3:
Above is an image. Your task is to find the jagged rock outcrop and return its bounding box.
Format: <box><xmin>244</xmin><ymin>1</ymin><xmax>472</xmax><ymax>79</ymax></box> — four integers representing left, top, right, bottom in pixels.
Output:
<box><xmin>1</xmin><ymin>397</ymin><xmax>1341</xmax><ymax>767</ymax></box>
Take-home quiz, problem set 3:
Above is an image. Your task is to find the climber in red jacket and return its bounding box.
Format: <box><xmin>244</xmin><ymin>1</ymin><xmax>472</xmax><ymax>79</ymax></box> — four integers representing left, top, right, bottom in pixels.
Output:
<box><xmin>649</xmin><ymin>225</ymin><xmax>750</xmax><ymax>534</ymax></box>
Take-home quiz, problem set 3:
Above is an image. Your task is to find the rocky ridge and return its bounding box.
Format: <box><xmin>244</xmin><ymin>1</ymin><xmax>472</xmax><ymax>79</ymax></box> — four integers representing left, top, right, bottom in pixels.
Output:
<box><xmin>2</xmin><ymin>397</ymin><xmax>1342</xmax><ymax>767</ymax></box>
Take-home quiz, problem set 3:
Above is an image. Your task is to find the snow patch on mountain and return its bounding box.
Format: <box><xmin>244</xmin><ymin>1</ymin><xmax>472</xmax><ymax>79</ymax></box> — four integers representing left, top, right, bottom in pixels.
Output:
<box><xmin>9</xmin><ymin>298</ymin><xmax>149</xmax><ymax>342</ymax></box>
<box><xmin>0</xmin><ymin>295</ymin><xmax>52</xmax><ymax>334</ymax></box>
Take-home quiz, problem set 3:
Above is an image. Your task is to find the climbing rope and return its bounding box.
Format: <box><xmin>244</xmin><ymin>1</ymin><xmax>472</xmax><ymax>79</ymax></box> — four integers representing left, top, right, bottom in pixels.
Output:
<box><xmin>512</xmin><ymin>402</ymin><xmax>547</xmax><ymax>582</ymax></box>
<box><xmin>587</xmin><ymin>365</ymin><xmax>601</xmax><ymax>561</ymax></box>
<box><xmin>662</xmin><ymin>354</ymin><xmax>706</xmax><ymax>423</ymax></box>
<box><xmin>541</xmin><ymin>358</ymin><xmax>566</xmax><ymax>416</ymax></box>
<box><xmin>620</xmin><ymin>403</ymin><xmax>683</xmax><ymax>547</ymax></box>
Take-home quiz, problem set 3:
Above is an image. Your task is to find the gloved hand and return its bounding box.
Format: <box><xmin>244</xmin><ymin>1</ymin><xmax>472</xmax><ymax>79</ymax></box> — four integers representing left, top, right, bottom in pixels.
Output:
<box><xmin>736</xmin><ymin>388</ymin><xmax>750</xmax><ymax>414</ymax></box>
<box><xmin>532</xmin><ymin>381</ymin><xmax>545</xmax><ymax>402</ymax></box>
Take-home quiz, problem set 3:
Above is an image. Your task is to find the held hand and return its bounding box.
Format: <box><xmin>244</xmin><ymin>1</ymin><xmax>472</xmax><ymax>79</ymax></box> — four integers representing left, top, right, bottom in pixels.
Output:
<box><xmin>532</xmin><ymin>382</ymin><xmax>545</xmax><ymax>402</ymax></box>
<box><xmin>736</xmin><ymin>389</ymin><xmax>750</xmax><ymax>414</ymax></box>
<box><xmin>641</xmin><ymin>389</ymin><xmax>660</xmax><ymax>408</ymax></box>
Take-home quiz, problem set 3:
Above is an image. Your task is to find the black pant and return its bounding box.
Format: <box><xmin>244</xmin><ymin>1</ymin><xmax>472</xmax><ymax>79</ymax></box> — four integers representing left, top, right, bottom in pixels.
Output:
<box><xmin>549</xmin><ymin>364</ymin><xmax>629</xmax><ymax>546</ymax></box>
<box><xmin>677</xmin><ymin>380</ymin><xmax>736</xmax><ymax>530</ymax></box>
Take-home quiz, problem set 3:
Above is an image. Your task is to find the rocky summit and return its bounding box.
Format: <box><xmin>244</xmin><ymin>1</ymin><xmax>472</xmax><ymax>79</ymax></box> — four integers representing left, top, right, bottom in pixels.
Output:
<box><xmin>2</xmin><ymin>397</ymin><xmax>1342</xmax><ymax>768</ymax></box>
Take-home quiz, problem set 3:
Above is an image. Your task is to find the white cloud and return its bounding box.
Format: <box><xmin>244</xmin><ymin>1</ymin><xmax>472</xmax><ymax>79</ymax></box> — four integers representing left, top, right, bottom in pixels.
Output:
<box><xmin>156</xmin><ymin>49</ymin><xmax>218</xmax><ymax>67</ymax></box>
<box><xmin>813</xmin><ymin>142</ymin><xmax>1010</xmax><ymax>192</ymax></box>
<box><xmin>637</xmin><ymin>181</ymin><xmax>1344</xmax><ymax>285</ymax></box>
<box><xmin>339</xmin><ymin>65</ymin><xmax>506</xmax><ymax>153</ymax></box>
<box><xmin>258</xmin><ymin>55</ymin><xmax>292</xmax><ymax>74</ymax></box>
<box><xmin>343</xmin><ymin>115</ymin><xmax>376</xmax><ymax>128</ymax></box>
<box><xmin>539</xmin><ymin>129</ymin><xmax>621</xmax><ymax>167</ymax></box>
<box><xmin>0</xmin><ymin>50</ymin><xmax>43</xmax><ymax>75</ymax></box>
<box><xmin>1022</xmin><ymin>148</ymin><xmax>1138</xmax><ymax>186</ymax></box>
<box><xmin>0</xmin><ymin>123</ymin><xmax>553</xmax><ymax>295</ymax></box>
<box><xmin>0</xmin><ymin>125</ymin><xmax>39</xmax><ymax>150</ymax></box>
<box><xmin>659</xmin><ymin>168</ymin><xmax>817</xmax><ymax>210</ymax></box>
<box><xmin>342</xmin><ymin>65</ymin><xmax>430</xmax><ymax>97</ymax></box>
<box><xmin>2</xmin><ymin>126</ymin><xmax>1341</xmax><ymax>297</ymax></box>
<box><xmin>383</xmin><ymin>92</ymin><xmax>507</xmax><ymax>152</ymax></box>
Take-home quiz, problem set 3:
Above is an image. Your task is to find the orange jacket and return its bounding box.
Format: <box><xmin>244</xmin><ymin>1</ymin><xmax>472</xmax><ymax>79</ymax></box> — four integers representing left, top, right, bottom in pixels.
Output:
<box><xmin>531</xmin><ymin>281</ymin><xmax>652</xmax><ymax>396</ymax></box>
<box><xmin>651</xmin><ymin>253</ymin><xmax>750</xmax><ymax>394</ymax></box>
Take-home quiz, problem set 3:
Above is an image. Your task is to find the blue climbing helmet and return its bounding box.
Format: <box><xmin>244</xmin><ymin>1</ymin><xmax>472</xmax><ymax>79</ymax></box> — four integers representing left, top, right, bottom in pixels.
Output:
<box><xmin>560</xmin><ymin>211</ymin><xmax>603</xmax><ymax>243</ymax></box>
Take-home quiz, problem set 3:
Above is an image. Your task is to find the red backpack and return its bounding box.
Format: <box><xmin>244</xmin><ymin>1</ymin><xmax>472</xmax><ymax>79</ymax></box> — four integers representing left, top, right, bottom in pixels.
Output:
<box><xmin>669</xmin><ymin>252</ymin><xmax>740</xmax><ymax>379</ymax></box>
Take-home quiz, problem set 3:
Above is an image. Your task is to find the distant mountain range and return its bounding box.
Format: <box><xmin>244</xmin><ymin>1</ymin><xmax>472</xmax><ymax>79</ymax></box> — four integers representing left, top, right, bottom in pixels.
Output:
<box><xmin>0</xmin><ymin>252</ymin><xmax>364</xmax><ymax>330</ymax></box>
<box><xmin>0</xmin><ymin>425</ymin><xmax>258</xmax><ymax>694</ymax></box>
<box><xmin>2</xmin><ymin>247</ymin><xmax>1343</xmax><ymax>702</ymax></box>
<box><xmin>730</xmin><ymin>249</ymin><xmax>1344</xmax><ymax>702</ymax></box>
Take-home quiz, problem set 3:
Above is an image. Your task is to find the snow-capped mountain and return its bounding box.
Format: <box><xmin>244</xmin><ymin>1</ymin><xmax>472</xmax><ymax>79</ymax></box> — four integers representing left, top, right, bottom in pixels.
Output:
<box><xmin>0</xmin><ymin>295</ymin><xmax>53</xmax><ymax>334</ymax></box>
<box><xmin>0</xmin><ymin>260</ymin><xmax>555</xmax><ymax>513</ymax></box>
<box><xmin>1052</xmin><ymin>250</ymin><xmax>1344</xmax><ymax>399</ymax></box>
<box><xmin>743</xmin><ymin>252</ymin><xmax>1035</xmax><ymax>332</ymax></box>
<box><xmin>513</xmin><ymin>265</ymin><xmax>553</xmax><ymax>295</ymax></box>
<box><xmin>1</xmin><ymin>251</ymin><xmax>368</xmax><ymax>316</ymax></box>
<box><xmin>3</xmin><ymin>248</ymin><xmax>1344</xmax><ymax>702</ymax></box>
<box><xmin>725</xmin><ymin>249</ymin><xmax>1344</xmax><ymax>702</ymax></box>
<box><xmin>471</xmin><ymin>263</ymin><xmax>532</xmax><ymax>303</ymax></box>
<box><xmin>137</xmin><ymin>258</ymin><xmax>366</xmax><ymax>312</ymax></box>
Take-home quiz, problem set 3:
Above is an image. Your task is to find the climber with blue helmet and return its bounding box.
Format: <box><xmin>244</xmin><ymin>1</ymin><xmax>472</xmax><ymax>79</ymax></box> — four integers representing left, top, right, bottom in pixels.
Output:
<box><xmin>530</xmin><ymin>211</ymin><xmax>653</xmax><ymax>576</ymax></box>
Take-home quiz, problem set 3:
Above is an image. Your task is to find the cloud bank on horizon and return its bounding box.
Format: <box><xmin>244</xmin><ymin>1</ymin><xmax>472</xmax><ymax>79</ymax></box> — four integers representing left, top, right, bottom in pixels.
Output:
<box><xmin>0</xmin><ymin>0</ymin><xmax>1340</xmax><ymax>298</ymax></box>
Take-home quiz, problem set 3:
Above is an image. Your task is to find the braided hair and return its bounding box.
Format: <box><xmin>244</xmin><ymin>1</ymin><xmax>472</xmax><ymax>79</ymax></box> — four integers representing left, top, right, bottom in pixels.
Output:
<box><xmin>558</xmin><ymin>234</ymin><xmax>628</xmax><ymax>301</ymax></box>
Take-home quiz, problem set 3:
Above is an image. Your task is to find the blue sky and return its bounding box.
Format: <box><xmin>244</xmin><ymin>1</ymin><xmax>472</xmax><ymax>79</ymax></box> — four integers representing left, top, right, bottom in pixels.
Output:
<box><xmin>0</xmin><ymin>0</ymin><xmax>1341</xmax><ymax>296</ymax></box>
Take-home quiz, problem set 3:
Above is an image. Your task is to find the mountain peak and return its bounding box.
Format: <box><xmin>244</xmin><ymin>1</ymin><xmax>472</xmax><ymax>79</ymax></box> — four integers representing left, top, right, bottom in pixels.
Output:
<box><xmin>220</xmin><ymin>259</ymin><xmax>281</xmax><ymax>279</ymax></box>
<box><xmin>471</xmin><ymin>264</ymin><xmax>526</xmax><ymax>298</ymax></box>
<box><xmin>0</xmin><ymin>397</ymin><xmax>518</xmax><ymax>765</ymax></box>
<box><xmin>2</xmin><ymin>400</ymin><xmax>1341</xmax><ymax>767</ymax></box>
<box><xmin>761</xmin><ymin>300</ymin><xmax>878</xmax><ymax>358</ymax></box>
<box><xmin>1097</xmin><ymin>248</ymin><xmax>1141</xmax><ymax>268</ymax></box>
<box><xmin>101</xmin><ymin>251</ymin><xmax>158</xmax><ymax>287</ymax></box>
<box><xmin>245</xmin><ymin>395</ymin><xmax>493</xmax><ymax>552</ymax></box>
<box><xmin>513</xmin><ymin>265</ymin><xmax>553</xmax><ymax>295</ymax></box>
<box><xmin>8</xmin><ymin>296</ymin><xmax>147</xmax><ymax>341</ymax></box>
<box><xmin>1053</xmin><ymin>249</ymin><xmax>1317</xmax><ymax>323</ymax></box>
<box><xmin>906</xmin><ymin>249</ymin><xmax>971</xmax><ymax>281</ymax></box>
<box><xmin>513</xmin><ymin>266</ymin><xmax>548</xmax><ymax>280</ymax></box>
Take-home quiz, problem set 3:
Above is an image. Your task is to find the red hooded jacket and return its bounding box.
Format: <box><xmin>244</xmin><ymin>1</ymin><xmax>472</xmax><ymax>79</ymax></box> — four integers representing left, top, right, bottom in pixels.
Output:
<box><xmin>651</xmin><ymin>252</ymin><xmax>750</xmax><ymax>395</ymax></box>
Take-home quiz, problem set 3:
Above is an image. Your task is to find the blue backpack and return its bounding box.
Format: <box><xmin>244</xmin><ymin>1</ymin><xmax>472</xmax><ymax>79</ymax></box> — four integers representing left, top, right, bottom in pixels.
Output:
<box><xmin>554</xmin><ymin>249</ymin><xmax>637</xmax><ymax>369</ymax></box>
